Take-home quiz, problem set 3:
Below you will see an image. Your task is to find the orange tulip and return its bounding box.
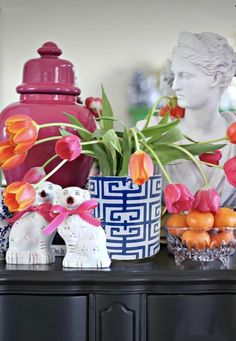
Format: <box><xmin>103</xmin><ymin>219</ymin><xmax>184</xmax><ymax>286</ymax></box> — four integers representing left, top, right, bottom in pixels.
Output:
<box><xmin>3</xmin><ymin>181</ymin><xmax>36</xmax><ymax>212</ymax></box>
<box><xmin>128</xmin><ymin>151</ymin><xmax>154</xmax><ymax>185</ymax></box>
<box><xmin>5</xmin><ymin>115</ymin><xmax>39</xmax><ymax>153</ymax></box>
<box><xmin>0</xmin><ymin>140</ymin><xmax>27</xmax><ymax>170</ymax></box>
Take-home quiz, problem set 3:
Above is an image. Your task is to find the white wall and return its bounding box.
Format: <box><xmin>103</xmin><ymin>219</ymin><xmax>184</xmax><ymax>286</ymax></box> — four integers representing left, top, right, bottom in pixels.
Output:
<box><xmin>0</xmin><ymin>0</ymin><xmax>235</xmax><ymax>124</ymax></box>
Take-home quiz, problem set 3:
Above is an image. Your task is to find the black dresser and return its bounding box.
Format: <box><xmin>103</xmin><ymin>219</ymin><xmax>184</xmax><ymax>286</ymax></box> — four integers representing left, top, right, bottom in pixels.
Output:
<box><xmin>1</xmin><ymin>247</ymin><xmax>236</xmax><ymax>341</ymax></box>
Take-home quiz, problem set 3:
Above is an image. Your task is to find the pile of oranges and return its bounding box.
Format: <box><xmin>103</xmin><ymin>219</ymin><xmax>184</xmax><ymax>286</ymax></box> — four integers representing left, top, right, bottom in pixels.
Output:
<box><xmin>166</xmin><ymin>208</ymin><xmax>236</xmax><ymax>250</ymax></box>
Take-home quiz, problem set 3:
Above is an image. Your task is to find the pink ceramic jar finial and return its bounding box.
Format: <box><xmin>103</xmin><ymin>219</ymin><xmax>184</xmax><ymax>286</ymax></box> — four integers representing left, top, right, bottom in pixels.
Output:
<box><xmin>37</xmin><ymin>42</ymin><xmax>62</xmax><ymax>57</ymax></box>
<box><xmin>0</xmin><ymin>42</ymin><xmax>96</xmax><ymax>188</ymax></box>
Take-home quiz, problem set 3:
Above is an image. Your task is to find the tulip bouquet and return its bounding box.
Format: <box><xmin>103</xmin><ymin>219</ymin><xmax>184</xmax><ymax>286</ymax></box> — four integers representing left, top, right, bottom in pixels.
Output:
<box><xmin>0</xmin><ymin>86</ymin><xmax>235</xmax><ymax>217</ymax></box>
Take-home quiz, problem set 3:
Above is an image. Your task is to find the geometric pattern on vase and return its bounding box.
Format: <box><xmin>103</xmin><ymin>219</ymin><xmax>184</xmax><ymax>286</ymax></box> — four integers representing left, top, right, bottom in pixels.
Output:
<box><xmin>0</xmin><ymin>188</ymin><xmax>12</xmax><ymax>259</ymax></box>
<box><xmin>88</xmin><ymin>175</ymin><xmax>162</xmax><ymax>260</ymax></box>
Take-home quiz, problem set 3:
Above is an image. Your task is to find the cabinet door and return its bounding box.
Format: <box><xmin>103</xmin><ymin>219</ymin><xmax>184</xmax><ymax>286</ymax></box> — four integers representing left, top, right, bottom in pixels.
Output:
<box><xmin>94</xmin><ymin>294</ymin><xmax>143</xmax><ymax>341</ymax></box>
<box><xmin>0</xmin><ymin>295</ymin><xmax>87</xmax><ymax>341</ymax></box>
<box><xmin>148</xmin><ymin>294</ymin><xmax>236</xmax><ymax>341</ymax></box>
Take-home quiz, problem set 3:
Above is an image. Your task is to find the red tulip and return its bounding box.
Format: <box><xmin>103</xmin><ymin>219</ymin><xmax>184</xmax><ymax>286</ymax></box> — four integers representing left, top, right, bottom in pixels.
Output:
<box><xmin>192</xmin><ymin>187</ymin><xmax>220</xmax><ymax>213</ymax></box>
<box><xmin>223</xmin><ymin>156</ymin><xmax>236</xmax><ymax>187</ymax></box>
<box><xmin>159</xmin><ymin>101</ymin><xmax>185</xmax><ymax>119</ymax></box>
<box><xmin>227</xmin><ymin>122</ymin><xmax>236</xmax><ymax>144</ymax></box>
<box><xmin>5</xmin><ymin>115</ymin><xmax>39</xmax><ymax>153</ymax></box>
<box><xmin>23</xmin><ymin>167</ymin><xmax>46</xmax><ymax>184</ymax></box>
<box><xmin>85</xmin><ymin>97</ymin><xmax>102</xmax><ymax>118</ymax></box>
<box><xmin>55</xmin><ymin>135</ymin><xmax>82</xmax><ymax>161</ymax></box>
<box><xmin>128</xmin><ymin>150</ymin><xmax>154</xmax><ymax>185</ymax></box>
<box><xmin>164</xmin><ymin>183</ymin><xmax>194</xmax><ymax>214</ymax></box>
<box><xmin>3</xmin><ymin>181</ymin><xmax>36</xmax><ymax>212</ymax></box>
<box><xmin>0</xmin><ymin>140</ymin><xmax>27</xmax><ymax>170</ymax></box>
<box><xmin>199</xmin><ymin>150</ymin><xmax>222</xmax><ymax>166</ymax></box>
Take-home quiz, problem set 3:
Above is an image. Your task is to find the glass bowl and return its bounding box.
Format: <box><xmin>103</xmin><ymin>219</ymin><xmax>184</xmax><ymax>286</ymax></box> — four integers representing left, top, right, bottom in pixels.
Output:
<box><xmin>165</xmin><ymin>226</ymin><xmax>236</xmax><ymax>267</ymax></box>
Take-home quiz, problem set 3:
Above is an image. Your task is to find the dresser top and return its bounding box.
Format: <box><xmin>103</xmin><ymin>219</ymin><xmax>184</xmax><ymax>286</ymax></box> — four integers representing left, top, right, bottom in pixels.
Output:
<box><xmin>0</xmin><ymin>247</ymin><xmax>236</xmax><ymax>295</ymax></box>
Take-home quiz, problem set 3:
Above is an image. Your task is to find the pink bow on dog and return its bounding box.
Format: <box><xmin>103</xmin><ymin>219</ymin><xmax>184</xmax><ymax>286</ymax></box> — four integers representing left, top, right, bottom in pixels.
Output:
<box><xmin>8</xmin><ymin>202</ymin><xmax>54</xmax><ymax>224</ymax></box>
<box><xmin>43</xmin><ymin>199</ymin><xmax>101</xmax><ymax>235</ymax></box>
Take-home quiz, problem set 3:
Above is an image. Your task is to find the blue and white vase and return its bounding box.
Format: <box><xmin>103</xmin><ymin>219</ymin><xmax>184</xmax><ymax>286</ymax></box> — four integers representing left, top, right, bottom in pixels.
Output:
<box><xmin>88</xmin><ymin>175</ymin><xmax>162</xmax><ymax>260</ymax></box>
<box><xmin>0</xmin><ymin>188</ymin><xmax>12</xmax><ymax>259</ymax></box>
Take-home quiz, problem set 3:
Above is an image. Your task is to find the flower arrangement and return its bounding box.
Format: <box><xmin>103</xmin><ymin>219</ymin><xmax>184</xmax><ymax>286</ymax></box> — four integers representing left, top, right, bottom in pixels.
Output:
<box><xmin>0</xmin><ymin>86</ymin><xmax>235</xmax><ymax>217</ymax></box>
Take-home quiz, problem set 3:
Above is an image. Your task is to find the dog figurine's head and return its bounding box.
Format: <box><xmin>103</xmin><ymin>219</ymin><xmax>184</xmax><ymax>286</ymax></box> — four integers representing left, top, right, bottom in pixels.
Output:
<box><xmin>54</xmin><ymin>187</ymin><xmax>91</xmax><ymax>210</ymax></box>
<box><xmin>34</xmin><ymin>181</ymin><xmax>62</xmax><ymax>206</ymax></box>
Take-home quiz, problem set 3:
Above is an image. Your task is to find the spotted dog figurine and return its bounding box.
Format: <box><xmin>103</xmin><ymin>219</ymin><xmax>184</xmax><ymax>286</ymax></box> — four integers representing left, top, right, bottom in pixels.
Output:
<box><xmin>53</xmin><ymin>187</ymin><xmax>111</xmax><ymax>268</ymax></box>
<box><xmin>6</xmin><ymin>181</ymin><xmax>61</xmax><ymax>264</ymax></box>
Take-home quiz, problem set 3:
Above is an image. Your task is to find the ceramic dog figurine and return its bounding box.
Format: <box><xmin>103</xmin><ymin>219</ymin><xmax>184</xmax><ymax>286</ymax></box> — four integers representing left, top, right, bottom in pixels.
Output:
<box><xmin>6</xmin><ymin>181</ymin><xmax>61</xmax><ymax>265</ymax></box>
<box><xmin>47</xmin><ymin>187</ymin><xmax>111</xmax><ymax>268</ymax></box>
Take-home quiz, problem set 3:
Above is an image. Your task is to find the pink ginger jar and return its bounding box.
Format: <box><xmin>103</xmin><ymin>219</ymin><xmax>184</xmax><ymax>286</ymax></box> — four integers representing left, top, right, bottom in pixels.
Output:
<box><xmin>0</xmin><ymin>42</ymin><xmax>96</xmax><ymax>188</ymax></box>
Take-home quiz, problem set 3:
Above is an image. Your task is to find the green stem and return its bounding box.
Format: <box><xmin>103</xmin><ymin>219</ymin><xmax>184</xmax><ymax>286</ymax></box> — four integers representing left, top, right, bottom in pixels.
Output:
<box><xmin>97</xmin><ymin>116</ymin><xmax>127</xmax><ymax>129</ymax></box>
<box><xmin>42</xmin><ymin>154</ymin><xmax>58</xmax><ymax>168</ymax></box>
<box><xmin>35</xmin><ymin>136</ymin><xmax>61</xmax><ymax>145</ymax></box>
<box><xmin>167</xmin><ymin>143</ymin><xmax>209</xmax><ymax>186</ymax></box>
<box><xmin>81</xmin><ymin>140</ymin><xmax>102</xmax><ymax>146</ymax></box>
<box><xmin>130</xmin><ymin>128</ymin><xmax>140</xmax><ymax>151</ymax></box>
<box><xmin>39</xmin><ymin>122</ymin><xmax>89</xmax><ymax>135</ymax></box>
<box><xmin>141</xmin><ymin>141</ymin><xmax>173</xmax><ymax>184</ymax></box>
<box><xmin>35</xmin><ymin>159</ymin><xmax>67</xmax><ymax>189</ymax></box>
<box><xmin>194</xmin><ymin>136</ymin><xmax>227</xmax><ymax>144</ymax></box>
<box><xmin>144</xmin><ymin>96</ymin><xmax>171</xmax><ymax>129</ymax></box>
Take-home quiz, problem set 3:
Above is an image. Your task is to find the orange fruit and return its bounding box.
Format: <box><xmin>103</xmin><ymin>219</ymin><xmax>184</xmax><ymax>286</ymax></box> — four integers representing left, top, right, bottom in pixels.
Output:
<box><xmin>166</xmin><ymin>213</ymin><xmax>187</xmax><ymax>236</ymax></box>
<box><xmin>182</xmin><ymin>230</ymin><xmax>210</xmax><ymax>250</ymax></box>
<box><xmin>210</xmin><ymin>231</ymin><xmax>235</xmax><ymax>248</ymax></box>
<box><xmin>186</xmin><ymin>210</ymin><xmax>214</xmax><ymax>231</ymax></box>
<box><xmin>213</xmin><ymin>207</ymin><xmax>236</xmax><ymax>228</ymax></box>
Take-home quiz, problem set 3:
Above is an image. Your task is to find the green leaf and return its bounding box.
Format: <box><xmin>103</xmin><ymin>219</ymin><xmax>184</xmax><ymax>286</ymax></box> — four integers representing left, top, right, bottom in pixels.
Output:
<box><xmin>118</xmin><ymin>128</ymin><xmax>132</xmax><ymax>176</ymax></box>
<box><xmin>102</xmin><ymin>129</ymin><xmax>122</xmax><ymax>154</ymax></box>
<box><xmin>101</xmin><ymin>85</ymin><xmax>114</xmax><ymax>131</ymax></box>
<box><xmin>183</xmin><ymin>143</ymin><xmax>226</xmax><ymax>156</ymax></box>
<box><xmin>150</xmin><ymin>126</ymin><xmax>184</xmax><ymax>144</ymax></box>
<box><xmin>141</xmin><ymin>119</ymin><xmax>180</xmax><ymax>139</ymax></box>
<box><xmin>158</xmin><ymin>110</ymin><xmax>170</xmax><ymax>125</ymax></box>
<box><xmin>149</xmin><ymin>143</ymin><xmax>226</xmax><ymax>164</ymax></box>
<box><xmin>101</xmin><ymin>130</ymin><xmax>121</xmax><ymax>175</ymax></box>
<box><xmin>63</xmin><ymin>112</ymin><xmax>93</xmax><ymax>141</ymax></box>
<box><xmin>92</xmin><ymin>143</ymin><xmax>111</xmax><ymax>175</ymax></box>
<box><xmin>92</xmin><ymin>129</ymin><xmax>106</xmax><ymax>139</ymax></box>
<box><xmin>59</xmin><ymin>129</ymin><xmax>72</xmax><ymax>136</ymax></box>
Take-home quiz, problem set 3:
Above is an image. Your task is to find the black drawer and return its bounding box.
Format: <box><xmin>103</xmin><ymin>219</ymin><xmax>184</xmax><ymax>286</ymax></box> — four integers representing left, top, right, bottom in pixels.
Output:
<box><xmin>148</xmin><ymin>294</ymin><xmax>236</xmax><ymax>341</ymax></box>
<box><xmin>0</xmin><ymin>295</ymin><xmax>87</xmax><ymax>341</ymax></box>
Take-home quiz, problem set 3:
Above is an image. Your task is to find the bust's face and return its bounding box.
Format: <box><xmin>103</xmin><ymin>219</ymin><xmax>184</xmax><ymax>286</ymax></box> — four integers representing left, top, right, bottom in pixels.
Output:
<box><xmin>171</xmin><ymin>56</ymin><xmax>216</xmax><ymax>109</ymax></box>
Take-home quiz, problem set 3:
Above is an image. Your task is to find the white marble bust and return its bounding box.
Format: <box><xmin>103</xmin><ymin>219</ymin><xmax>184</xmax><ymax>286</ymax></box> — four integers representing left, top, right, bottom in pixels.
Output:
<box><xmin>167</xmin><ymin>31</ymin><xmax>236</xmax><ymax>206</ymax></box>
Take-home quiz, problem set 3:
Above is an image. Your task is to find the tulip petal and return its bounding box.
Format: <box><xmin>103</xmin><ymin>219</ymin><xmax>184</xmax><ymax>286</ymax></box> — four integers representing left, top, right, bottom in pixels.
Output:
<box><xmin>224</xmin><ymin>156</ymin><xmax>236</xmax><ymax>187</ymax></box>
<box><xmin>55</xmin><ymin>135</ymin><xmax>82</xmax><ymax>161</ymax></box>
<box><xmin>6</xmin><ymin>120</ymin><xmax>35</xmax><ymax>135</ymax></box>
<box><xmin>1</xmin><ymin>153</ymin><xmax>27</xmax><ymax>170</ymax></box>
<box><xmin>13</xmin><ymin>126</ymin><xmax>38</xmax><ymax>144</ymax></box>
<box><xmin>23</xmin><ymin>167</ymin><xmax>46</xmax><ymax>184</ymax></box>
<box><xmin>164</xmin><ymin>183</ymin><xmax>193</xmax><ymax>214</ymax></box>
<box><xmin>129</xmin><ymin>150</ymin><xmax>154</xmax><ymax>186</ymax></box>
<box><xmin>5</xmin><ymin>115</ymin><xmax>34</xmax><ymax>125</ymax></box>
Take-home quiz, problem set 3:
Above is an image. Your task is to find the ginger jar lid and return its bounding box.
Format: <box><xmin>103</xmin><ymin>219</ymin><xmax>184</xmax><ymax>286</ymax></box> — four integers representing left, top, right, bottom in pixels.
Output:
<box><xmin>16</xmin><ymin>41</ymin><xmax>81</xmax><ymax>96</ymax></box>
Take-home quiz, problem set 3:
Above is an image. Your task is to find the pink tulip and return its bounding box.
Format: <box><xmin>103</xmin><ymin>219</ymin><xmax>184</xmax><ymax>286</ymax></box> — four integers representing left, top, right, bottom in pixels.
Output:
<box><xmin>55</xmin><ymin>135</ymin><xmax>82</xmax><ymax>161</ymax></box>
<box><xmin>85</xmin><ymin>97</ymin><xmax>102</xmax><ymax>118</ymax></box>
<box><xmin>223</xmin><ymin>156</ymin><xmax>236</xmax><ymax>187</ymax></box>
<box><xmin>164</xmin><ymin>183</ymin><xmax>194</xmax><ymax>214</ymax></box>
<box><xmin>199</xmin><ymin>150</ymin><xmax>222</xmax><ymax>166</ymax></box>
<box><xmin>23</xmin><ymin>167</ymin><xmax>46</xmax><ymax>184</ymax></box>
<box><xmin>192</xmin><ymin>187</ymin><xmax>220</xmax><ymax>213</ymax></box>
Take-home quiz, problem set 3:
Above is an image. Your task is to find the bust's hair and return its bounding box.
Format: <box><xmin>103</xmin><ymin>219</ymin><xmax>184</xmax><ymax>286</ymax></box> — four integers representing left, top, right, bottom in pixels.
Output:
<box><xmin>172</xmin><ymin>31</ymin><xmax>236</xmax><ymax>92</ymax></box>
